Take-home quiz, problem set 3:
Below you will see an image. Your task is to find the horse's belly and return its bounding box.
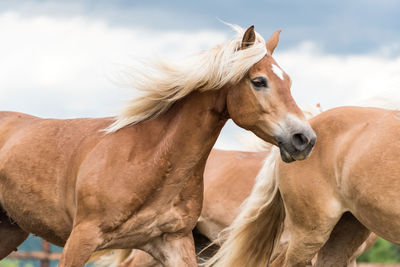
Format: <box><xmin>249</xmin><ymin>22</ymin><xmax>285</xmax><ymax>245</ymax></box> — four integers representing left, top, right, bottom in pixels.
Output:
<box><xmin>0</xmin><ymin>175</ymin><xmax>72</xmax><ymax>246</ymax></box>
<box><xmin>352</xmin><ymin>204</ymin><xmax>400</xmax><ymax>245</ymax></box>
<box><xmin>348</xmin><ymin>185</ymin><xmax>400</xmax><ymax>245</ymax></box>
<box><xmin>345</xmin><ymin>169</ymin><xmax>400</xmax><ymax>245</ymax></box>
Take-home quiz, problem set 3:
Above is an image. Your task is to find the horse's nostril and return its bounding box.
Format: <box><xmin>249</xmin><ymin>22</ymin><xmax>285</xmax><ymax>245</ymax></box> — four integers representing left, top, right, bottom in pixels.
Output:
<box><xmin>291</xmin><ymin>133</ymin><xmax>309</xmax><ymax>151</ymax></box>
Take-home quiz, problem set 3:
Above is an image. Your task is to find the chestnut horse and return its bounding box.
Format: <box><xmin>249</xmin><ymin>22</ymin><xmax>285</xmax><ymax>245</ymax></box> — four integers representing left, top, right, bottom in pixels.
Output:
<box><xmin>95</xmin><ymin>107</ymin><xmax>323</xmax><ymax>266</ymax></box>
<box><xmin>207</xmin><ymin>106</ymin><xmax>399</xmax><ymax>267</ymax></box>
<box><xmin>0</xmin><ymin>25</ymin><xmax>316</xmax><ymax>267</ymax></box>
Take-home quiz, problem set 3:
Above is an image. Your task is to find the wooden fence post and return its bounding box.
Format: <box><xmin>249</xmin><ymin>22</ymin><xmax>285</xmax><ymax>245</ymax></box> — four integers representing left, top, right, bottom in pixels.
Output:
<box><xmin>41</xmin><ymin>240</ymin><xmax>50</xmax><ymax>267</ymax></box>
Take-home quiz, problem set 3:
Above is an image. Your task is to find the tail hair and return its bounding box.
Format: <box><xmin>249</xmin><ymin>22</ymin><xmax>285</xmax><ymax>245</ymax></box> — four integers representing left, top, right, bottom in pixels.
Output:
<box><xmin>204</xmin><ymin>147</ymin><xmax>285</xmax><ymax>267</ymax></box>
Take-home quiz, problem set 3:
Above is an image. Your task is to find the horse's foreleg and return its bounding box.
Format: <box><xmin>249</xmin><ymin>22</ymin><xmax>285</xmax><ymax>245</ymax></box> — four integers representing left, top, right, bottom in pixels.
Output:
<box><xmin>59</xmin><ymin>222</ymin><xmax>103</xmax><ymax>267</ymax></box>
<box><xmin>314</xmin><ymin>212</ymin><xmax>373</xmax><ymax>267</ymax></box>
<box><xmin>144</xmin><ymin>233</ymin><xmax>197</xmax><ymax>267</ymax></box>
<box><xmin>0</xmin><ymin>210</ymin><xmax>29</xmax><ymax>259</ymax></box>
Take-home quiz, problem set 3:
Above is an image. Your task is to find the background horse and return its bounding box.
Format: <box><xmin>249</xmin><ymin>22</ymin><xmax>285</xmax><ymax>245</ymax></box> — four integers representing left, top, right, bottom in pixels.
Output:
<box><xmin>207</xmin><ymin>106</ymin><xmax>400</xmax><ymax>267</ymax></box>
<box><xmin>0</xmin><ymin>25</ymin><xmax>316</xmax><ymax>267</ymax></box>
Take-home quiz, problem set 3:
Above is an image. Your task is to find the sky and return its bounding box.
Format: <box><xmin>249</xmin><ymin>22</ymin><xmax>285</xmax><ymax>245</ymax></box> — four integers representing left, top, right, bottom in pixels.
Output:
<box><xmin>0</xmin><ymin>0</ymin><xmax>399</xmax><ymax>150</ymax></box>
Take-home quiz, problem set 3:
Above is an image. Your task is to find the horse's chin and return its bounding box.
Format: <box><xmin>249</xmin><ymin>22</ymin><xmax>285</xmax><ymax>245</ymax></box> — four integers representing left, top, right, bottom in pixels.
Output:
<box><xmin>279</xmin><ymin>138</ymin><xmax>315</xmax><ymax>163</ymax></box>
<box><xmin>279</xmin><ymin>146</ymin><xmax>295</xmax><ymax>163</ymax></box>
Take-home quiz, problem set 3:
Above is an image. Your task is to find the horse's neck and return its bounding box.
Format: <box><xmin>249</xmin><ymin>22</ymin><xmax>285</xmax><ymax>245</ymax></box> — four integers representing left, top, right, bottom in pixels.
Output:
<box><xmin>151</xmin><ymin>89</ymin><xmax>228</xmax><ymax>169</ymax></box>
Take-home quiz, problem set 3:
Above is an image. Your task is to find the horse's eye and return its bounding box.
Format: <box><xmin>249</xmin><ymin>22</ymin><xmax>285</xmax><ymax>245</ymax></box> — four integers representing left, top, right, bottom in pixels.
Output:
<box><xmin>251</xmin><ymin>77</ymin><xmax>268</xmax><ymax>90</ymax></box>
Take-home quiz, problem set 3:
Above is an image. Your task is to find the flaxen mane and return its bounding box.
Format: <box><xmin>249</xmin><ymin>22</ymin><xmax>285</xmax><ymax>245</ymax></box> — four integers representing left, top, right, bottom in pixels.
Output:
<box><xmin>106</xmin><ymin>25</ymin><xmax>267</xmax><ymax>132</ymax></box>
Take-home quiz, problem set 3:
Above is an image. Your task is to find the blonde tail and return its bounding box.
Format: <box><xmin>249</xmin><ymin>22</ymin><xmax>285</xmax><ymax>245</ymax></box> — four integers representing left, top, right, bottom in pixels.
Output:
<box><xmin>204</xmin><ymin>147</ymin><xmax>285</xmax><ymax>267</ymax></box>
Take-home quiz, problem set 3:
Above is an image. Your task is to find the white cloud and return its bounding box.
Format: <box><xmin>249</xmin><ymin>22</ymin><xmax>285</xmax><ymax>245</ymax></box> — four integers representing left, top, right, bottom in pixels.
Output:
<box><xmin>275</xmin><ymin>41</ymin><xmax>400</xmax><ymax>110</ymax></box>
<box><xmin>0</xmin><ymin>11</ymin><xmax>399</xmax><ymax>150</ymax></box>
<box><xmin>0</xmin><ymin>11</ymin><xmax>227</xmax><ymax>118</ymax></box>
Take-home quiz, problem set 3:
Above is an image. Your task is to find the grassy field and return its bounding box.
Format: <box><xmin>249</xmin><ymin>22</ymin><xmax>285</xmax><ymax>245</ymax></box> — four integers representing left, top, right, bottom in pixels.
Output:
<box><xmin>0</xmin><ymin>260</ymin><xmax>34</xmax><ymax>267</ymax></box>
<box><xmin>358</xmin><ymin>238</ymin><xmax>400</xmax><ymax>263</ymax></box>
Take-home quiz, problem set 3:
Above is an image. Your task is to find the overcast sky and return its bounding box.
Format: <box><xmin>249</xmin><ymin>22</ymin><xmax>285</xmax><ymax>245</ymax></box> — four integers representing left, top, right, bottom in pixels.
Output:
<box><xmin>0</xmin><ymin>0</ymin><xmax>399</xmax><ymax>150</ymax></box>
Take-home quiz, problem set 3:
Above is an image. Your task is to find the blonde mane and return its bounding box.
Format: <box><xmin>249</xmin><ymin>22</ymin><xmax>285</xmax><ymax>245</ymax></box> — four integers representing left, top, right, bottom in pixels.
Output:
<box><xmin>106</xmin><ymin>25</ymin><xmax>267</xmax><ymax>132</ymax></box>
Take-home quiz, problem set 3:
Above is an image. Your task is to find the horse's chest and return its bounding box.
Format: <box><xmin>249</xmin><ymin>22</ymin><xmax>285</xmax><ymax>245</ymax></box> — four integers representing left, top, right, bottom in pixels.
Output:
<box><xmin>137</xmin><ymin>168</ymin><xmax>203</xmax><ymax>232</ymax></box>
<box><xmin>103</xmin><ymin>174</ymin><xmax>203</xmax><ymax>249</ymax></box>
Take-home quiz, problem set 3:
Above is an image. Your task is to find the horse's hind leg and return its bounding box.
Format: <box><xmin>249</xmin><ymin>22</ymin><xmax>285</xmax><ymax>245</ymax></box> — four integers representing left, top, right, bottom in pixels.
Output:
<box><xmin>314</xmin><ymin>212</ymin><xmax>373</xmax><ymax>267</ymax></box>
<box><xmin>0</xmin><ymin>209</ymin><xmax>29</xmax><ymax>259</ymax></box>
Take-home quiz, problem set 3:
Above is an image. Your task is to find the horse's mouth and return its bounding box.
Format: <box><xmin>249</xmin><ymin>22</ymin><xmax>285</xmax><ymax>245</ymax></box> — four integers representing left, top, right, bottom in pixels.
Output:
<box><xmin>278</xmin><ymin>138</ymin><xmax>315</xmax><ymax>163</ymax></box>
<box><xmin>279</xmin><ymin>145</ymin><xmax>295</xmax><ymax>163</ymax></box>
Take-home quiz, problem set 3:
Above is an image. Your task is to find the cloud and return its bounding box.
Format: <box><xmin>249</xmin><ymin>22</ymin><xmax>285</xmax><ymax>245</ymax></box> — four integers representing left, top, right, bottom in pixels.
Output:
<box><xmin>0</xmin><ymin>11</ymin><xmax>227</xmax><ymax>118</ymax></box>
<box><xmin>0</xmin><ymin>11</ymin><xmax>399</xmax><ymax>150</ymax></box>
<box><xmin>275</xmin><ymin>41</ymin><xmax>400</xmax><ymax>110</ymax></box>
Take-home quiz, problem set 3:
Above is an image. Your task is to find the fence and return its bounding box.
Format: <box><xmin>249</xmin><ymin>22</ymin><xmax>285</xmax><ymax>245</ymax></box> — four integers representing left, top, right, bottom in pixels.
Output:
<box><xmin>7</xmin><ymin>240</ymin><xmax>61</xmax><ymax>267</ymax></box>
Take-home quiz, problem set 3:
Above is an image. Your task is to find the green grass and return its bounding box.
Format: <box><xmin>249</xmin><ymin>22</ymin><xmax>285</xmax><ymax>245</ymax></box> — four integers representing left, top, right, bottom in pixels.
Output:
<box><xmin>0</xmin><ymin>260</ymin><xmax>36</xmax><ymax>267</ymax></box>
<box><xmin>358</xmin><ymin>238</ymin><xmax>400</xmax><ymax>263</ymax></box>
<box><xmin>0</xmin><ymin>260</ymin><xmax>19</xmax><ymax>267</ymax></box>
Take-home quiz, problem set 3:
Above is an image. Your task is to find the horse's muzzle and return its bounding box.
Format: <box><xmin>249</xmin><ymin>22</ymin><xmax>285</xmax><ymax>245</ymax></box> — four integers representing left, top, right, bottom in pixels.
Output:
<box><xmin>277</xmin><ymin>129</ymin><xmax>316</xmax><ymax>163</ymax></box>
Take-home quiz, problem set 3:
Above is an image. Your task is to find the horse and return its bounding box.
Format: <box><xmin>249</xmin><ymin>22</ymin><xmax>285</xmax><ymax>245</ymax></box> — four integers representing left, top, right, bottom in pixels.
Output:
<box><xmin>206</xmin><ymin>106</ymin><xmax>400</xmax><ymax>267</ymax></box>
<box><xmin>93</xmin><ymin>106</ymin><xmax>322</xmax><ymax>266</ymax></box>
<box><xmin>0</xmin><ymin>25</ymin><xmax>316</xmax><ymax>267</ymax></box>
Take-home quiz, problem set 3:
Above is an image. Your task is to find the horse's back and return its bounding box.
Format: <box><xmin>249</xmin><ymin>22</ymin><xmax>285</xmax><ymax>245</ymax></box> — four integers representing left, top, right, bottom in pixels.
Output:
<box><xmin>0</xmin><ymin>111</ymin><xmax>37</xmax><ymax>125</ymax></box>
<box><xmin>0</xmin><ymin>111</ymin><xmax>38</xmax><ymax>148</ymax></box>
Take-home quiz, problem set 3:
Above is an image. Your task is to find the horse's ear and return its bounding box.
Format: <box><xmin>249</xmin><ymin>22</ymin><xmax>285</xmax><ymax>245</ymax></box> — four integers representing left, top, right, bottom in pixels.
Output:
<box><xmin>266</xmin><ymin>29</ymin><xmax>282</xmax><ymax>55</ymax></box>
<box><xmin>241</xmin><ymin>25</ymin><xmax>256</xmax><ymax>49</ymax></box>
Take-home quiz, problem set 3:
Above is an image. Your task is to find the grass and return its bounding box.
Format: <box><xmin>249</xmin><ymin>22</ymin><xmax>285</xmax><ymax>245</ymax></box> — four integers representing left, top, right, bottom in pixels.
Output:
<box><xmin>358</xmin><ymin>238</ymin><xmax>400</xmax><ymax>263</ymax></box>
